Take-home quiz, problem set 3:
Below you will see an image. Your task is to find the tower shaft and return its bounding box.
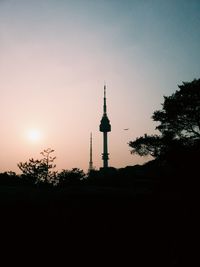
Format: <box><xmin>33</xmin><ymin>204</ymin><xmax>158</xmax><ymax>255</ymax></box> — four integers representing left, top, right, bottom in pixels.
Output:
<box><xmin>102</xmin><ymin>132</ymin><xmax>108</xmax><ymax>168</ymax></box>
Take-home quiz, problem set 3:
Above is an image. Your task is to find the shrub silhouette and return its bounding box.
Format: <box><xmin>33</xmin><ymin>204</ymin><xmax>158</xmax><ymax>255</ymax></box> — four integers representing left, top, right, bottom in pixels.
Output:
<box><xmin>18</xmin><ymin>148</ymin><xmax>57</xmax><ymax>186</ymax></box>
<box><xmin>58</xmin><ymin>168</ymin><xmax>85</xmax><ymax>186</ymax></box>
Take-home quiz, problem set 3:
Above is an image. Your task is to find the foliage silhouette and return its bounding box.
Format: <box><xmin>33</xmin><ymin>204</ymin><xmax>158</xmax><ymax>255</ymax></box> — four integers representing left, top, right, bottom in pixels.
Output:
<box><xmin>18</xmin><ymin>148</ymin><xmax>57</xmax><ymax>186</ymax></box>
<box><xmin>40</xmin><ymin>148</ymin><xmax>57</xmax><ymax>184</ymax></box>
<box><xmin>129</xmin><ymin>79</ymin><xmax>200</xmax><ymax>160</ymax></box>
<box><xmin>129</xmin><ymin>78</ymin><xmax>200</xmax><ymax>193</ymax></box>
<box><xmin>0</xmin><ymin>171</ymin><xmax>20</xmax><ymax>186</ymax></box>
<box><xmin>57</xmin><ymin>168</ymin><xmax>85</xmax><ymax>186</ymax></box>
<box><xmin>153</xmin><ymin>79</ymin><xmax>200</xmax><ymax>140</ymax></box>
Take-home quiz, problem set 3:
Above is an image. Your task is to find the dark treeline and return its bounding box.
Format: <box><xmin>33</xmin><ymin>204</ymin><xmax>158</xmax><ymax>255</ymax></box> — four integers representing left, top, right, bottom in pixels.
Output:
<box><xmin>1</xmin><ymin>79</ymin><xmax>199</xmax><ymax>266</ymax></box>
<box><xmin>0</xmin><ymin>161</ymin><xmax>193</xmax><ymax>266</ymax></box>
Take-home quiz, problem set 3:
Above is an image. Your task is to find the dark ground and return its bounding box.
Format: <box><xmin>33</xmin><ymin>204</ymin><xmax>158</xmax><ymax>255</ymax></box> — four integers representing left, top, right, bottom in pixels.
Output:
<box><xmin>0</xmin><ymin>184</ymin><xmax>194</xmax><ymax>266</ymax></box>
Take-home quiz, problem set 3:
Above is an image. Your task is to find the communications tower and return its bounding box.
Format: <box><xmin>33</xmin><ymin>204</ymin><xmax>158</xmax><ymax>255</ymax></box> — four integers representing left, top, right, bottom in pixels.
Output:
<box><xmin>88</xmin><ymin>132</ymin><xmax>93</xmax><ymax>173</ymax></box>
<box><xmin>99</xmin><ymin>85</ymin><xmax>111</xmax><ymax>168</ymax></box>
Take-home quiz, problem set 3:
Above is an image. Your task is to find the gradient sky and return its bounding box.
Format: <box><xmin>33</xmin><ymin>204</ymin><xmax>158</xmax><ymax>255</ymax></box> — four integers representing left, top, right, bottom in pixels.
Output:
<box><xmin>0</xmin><ymin>0</ymin><xmax>200</xmax><ymax>173</ymax></box>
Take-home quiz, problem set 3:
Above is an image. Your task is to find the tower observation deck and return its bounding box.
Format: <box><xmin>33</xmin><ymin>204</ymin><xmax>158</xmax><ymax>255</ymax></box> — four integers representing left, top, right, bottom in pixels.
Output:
<box><xmin>99</xmin><ymin>85</ymin><xmax>111</xmax><ymax>168</ymax></box>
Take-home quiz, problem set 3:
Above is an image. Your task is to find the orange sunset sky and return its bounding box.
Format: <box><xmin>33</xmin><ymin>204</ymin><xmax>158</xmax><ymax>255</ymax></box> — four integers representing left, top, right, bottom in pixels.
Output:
<box><xmin>0</xmin><ymin>0</ymin><xmax>200</xmax><ymax>173</ymax></box>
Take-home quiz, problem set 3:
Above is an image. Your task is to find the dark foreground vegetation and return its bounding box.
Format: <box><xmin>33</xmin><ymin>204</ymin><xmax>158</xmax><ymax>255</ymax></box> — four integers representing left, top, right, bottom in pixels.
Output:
<box><xmin>0</xmin><ymin>165</ymin><xmax>195</xmax><ymax>266</ymax></box>
<box><xmin>1</xmin><ymin>79</ymin><xmax>199</xmax><ymax>266</ymax></box>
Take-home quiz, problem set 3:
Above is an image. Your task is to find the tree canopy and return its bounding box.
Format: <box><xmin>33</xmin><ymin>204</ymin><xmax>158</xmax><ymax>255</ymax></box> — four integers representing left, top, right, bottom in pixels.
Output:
<box><xmin>153</xmin><ymin>79</ymin><xmax>200</xmax><ymax>140</ymax></box>
<box><xmin>18</xmin><ymin>148</ymin><xmax>57</xmax><ymax>185</ymax></box>
<box><xmin>17</xmin><ymin>149</ymin><xmax>85</xmax><ymax>186</ymax></box>
<box><xmin>129</xmin><ymin>79</ymin><xmax>200</xmax><ymax>160</ymax></box>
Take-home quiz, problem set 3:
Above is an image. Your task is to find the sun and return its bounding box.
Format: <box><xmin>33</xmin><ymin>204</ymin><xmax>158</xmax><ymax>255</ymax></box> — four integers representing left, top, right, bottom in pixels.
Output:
<box><xmin>27</xmin><ymin>129</ymin><xmax>42</xmax><ymax>142</ymax></box>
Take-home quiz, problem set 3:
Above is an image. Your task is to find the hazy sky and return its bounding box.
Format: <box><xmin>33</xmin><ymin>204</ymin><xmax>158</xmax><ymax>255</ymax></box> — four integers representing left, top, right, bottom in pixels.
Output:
<box><xmin>0</xmin><ymin>0</ymin><xmax>200</xmax><ymax>173</ymax></box>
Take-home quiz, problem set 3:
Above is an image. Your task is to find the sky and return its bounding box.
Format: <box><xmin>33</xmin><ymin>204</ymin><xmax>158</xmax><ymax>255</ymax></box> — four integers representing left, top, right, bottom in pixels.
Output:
<box><xmin>0</xmin><ymin>0</ymin><xmax>200</xmax><ymax>173</ymax></box>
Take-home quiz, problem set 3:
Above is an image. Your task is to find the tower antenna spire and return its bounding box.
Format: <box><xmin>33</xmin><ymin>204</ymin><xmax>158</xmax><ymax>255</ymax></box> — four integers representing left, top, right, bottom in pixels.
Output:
<box><xmin>88</xmin><ymin>132</ymin><xmax>93</xmax><ymax>173</ymax></box>
<box><xmin>103</xmin><ymin>84</ymin><xmax>107</xmax><ymax>115</ymax></box>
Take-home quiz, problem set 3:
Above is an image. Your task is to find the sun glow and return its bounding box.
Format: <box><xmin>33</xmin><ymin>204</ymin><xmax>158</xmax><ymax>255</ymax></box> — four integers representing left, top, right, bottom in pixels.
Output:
<box><xmin>27</xmin><ymin>129</ymin><xmax>42</xmax><ymax>142</ymax></box>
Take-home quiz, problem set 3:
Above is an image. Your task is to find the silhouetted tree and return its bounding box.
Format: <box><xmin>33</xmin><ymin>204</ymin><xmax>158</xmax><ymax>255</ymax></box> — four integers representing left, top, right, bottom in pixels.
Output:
<box><xmin>129</xmin><ymin>79</ymin><xmax>200</xmax><ymax>159</ymax></box>
<box><xmin>153</xmin><ymin>79</ymin><xmax>200</xmax><ymax>140</ymax></box>
<box><xmin>18</xmin><ymin>148</ymin><xmax>57</xmax><ymax>185</ymax></box>
<box><xmin>129</xmin><ymin>79</ymin><xmax>200</xmax><ymax>192</ymax></box>
<box><xmin>40</xmin><ymin>148</ymin><xmax>57</xmax><ymax>185</ymax></box>
<box><xmin>57</xmin><ymin>168</ymin><xmax>85</xmax><ymax>186</ymax></box>
<box><xmin>18</xmin><ymin>158</ymin><xmax>44</xmax><ymax>184</ymax></box>
<box><xmin>129</xmin><ymin>134</ymin><xmax>162</xmax><ymax>158</ymax></box>
<box><xmin>0</xmin><ymin>171</ymin><xmax>20</xmax><ymax>186</ymax></box>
